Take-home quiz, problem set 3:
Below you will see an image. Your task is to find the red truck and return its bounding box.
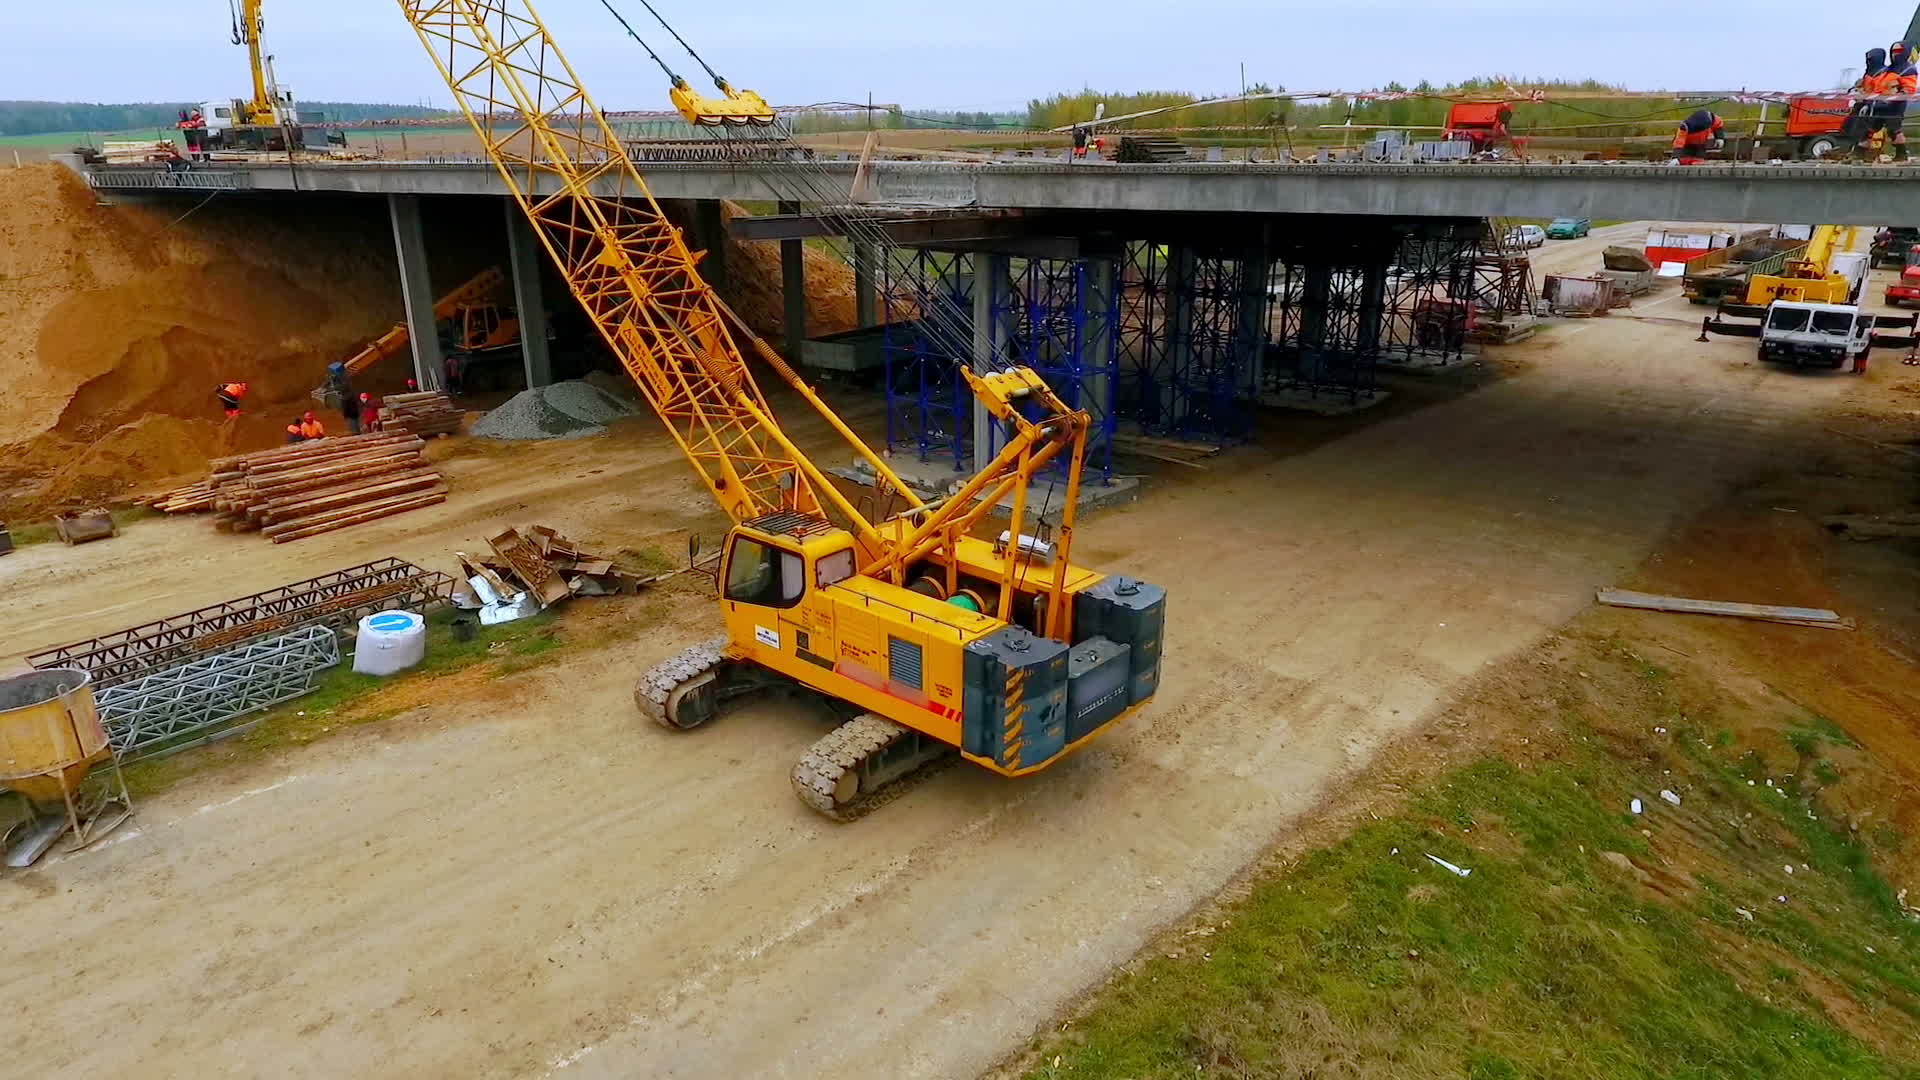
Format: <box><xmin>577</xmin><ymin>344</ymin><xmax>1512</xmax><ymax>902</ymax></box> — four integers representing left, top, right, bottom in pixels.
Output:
<box><xmin>1443</xmin><ymin>102</ymin><xmax>1518</xmax><ymax>153</ymax></box>
<box><xmin>1886</xmin><ymin>244</ymin><xmax>1920</xmax><ymax>306</ymax></box>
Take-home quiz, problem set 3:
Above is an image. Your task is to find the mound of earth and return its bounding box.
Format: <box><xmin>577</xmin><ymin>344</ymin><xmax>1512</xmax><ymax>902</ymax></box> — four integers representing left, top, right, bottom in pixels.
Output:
<box><xmin>0</xmin><ymin>165</ymin><xmax>403</xmax><ymax>517</ymax></box>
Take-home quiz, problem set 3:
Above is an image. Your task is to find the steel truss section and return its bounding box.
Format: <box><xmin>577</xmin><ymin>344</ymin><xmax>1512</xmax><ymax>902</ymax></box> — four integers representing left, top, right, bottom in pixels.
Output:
<box><xmin>28</xmin><ymin>558</ymin><xmax>451</xmax><ymax>687</ymax></box>
<box><xmin>86</xmin><ymin>169</ymin><xmax>253</xmax><ymax>191</ymax></box>
<box><xmin>881</xmin><ymin>249</ymin><xmax>976</xmax><ymax>470</ymax></box>
<box><xmin>96</xmin><ymin>625</ymin><xmax>342</xmax><ymax>761</ymax></box>
<box><xmin>992</xmin><ymin>258</ymin><xmax>1119</xmax><ymax>484</ymax></box>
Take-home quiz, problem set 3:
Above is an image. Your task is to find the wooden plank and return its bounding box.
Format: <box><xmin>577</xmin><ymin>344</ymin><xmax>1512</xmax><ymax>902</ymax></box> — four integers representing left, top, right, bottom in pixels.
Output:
<box><xmin>1595</xmin><ymin>588</ymin><xmax>1848</xmax><ymax>629</ymax></box>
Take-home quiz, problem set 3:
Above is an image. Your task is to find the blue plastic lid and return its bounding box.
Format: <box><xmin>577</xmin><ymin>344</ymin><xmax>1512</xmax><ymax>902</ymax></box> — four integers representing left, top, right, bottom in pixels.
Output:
<box><xmin>367</xmin><ymin>612</ymin><xmax>420</xmax><ymax>633</ymax></box>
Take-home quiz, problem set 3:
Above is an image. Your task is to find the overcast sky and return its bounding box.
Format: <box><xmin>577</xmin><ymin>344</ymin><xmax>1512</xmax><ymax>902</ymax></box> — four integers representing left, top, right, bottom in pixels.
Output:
<box><xmin>7</xmin><ymin>0</ymin><xmax>1918</xmax><ymax>111</ymax></box>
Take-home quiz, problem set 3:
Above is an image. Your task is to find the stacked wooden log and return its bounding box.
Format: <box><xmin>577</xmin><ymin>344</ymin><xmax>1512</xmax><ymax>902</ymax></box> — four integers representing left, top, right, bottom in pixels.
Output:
<box><xmin>147</xmin><ymin>434</ymin><xmax>448</xmax><ymax>543</ymax></box>
<box><xmin>378</xmin><ymin>391</ymin><xmax>463</xmax><ymax>437</ymax></box>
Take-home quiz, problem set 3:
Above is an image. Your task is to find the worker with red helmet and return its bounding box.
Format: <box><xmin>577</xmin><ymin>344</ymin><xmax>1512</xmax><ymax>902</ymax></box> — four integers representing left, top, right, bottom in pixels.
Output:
<box><xmin>359</xmin><ymin>393</ymin><xmax>382</xmax><ymax>432</ymax></box>
<box><xmin>1862</xmin><ymin>41</ymin><xmax>1918</xmax><ymax>162</ymax></box>
<box><xmin>216</xmin><ymin>381</ymin><xmax>250</xmax><ymax>420</ymax></box>
<box><xmin>1670</xmin><ymin>109</ymin><xmax>1725</xmax><ymax>164</ymax></box>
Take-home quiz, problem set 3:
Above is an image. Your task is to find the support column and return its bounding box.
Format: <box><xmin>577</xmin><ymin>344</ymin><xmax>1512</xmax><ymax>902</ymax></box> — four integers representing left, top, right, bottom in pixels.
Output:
<box><xmin>778</xmin><ymin>199</ymin><xmax>806</xmax><ymax>360</ymax></box>
<box><xmin>1083</xmin><ymin>257</ymin><xmax>1119</xmax><ymax>481</ymax></box>
<box><xmin>970</xmin><ymin>253</ymin><xmax>1011</xmax><ymax>469</ymax></box>
<box><xmin>1163</xmin><ymin>245</ymin><xmax>1195</xmax><ymax>428</ymax></box>
<box><xmin>854</xmin><ymin>240</ymin><xmax>878</xmax><ymax>328</ymax></box>
<box><xmin>694</xmin><ymin>199</ymin><xmax>728</xmax><ymax>289</ymax></box>
<box><xmin>505</xmin><ymin>200</ymin><xmax>553</xmax><ymax>389</ymax></box>
<box><xmin>387</xmin><ymin>195</ymin><xmax>443</xmax><ymax>392</ymax></box>
<box><xmin>1235</xmin><ymin>244</ymin><xmax>1270</xmax><ymax>397</ymax></box>
<box><xmin>1357</xmin><ymin>262</ymin><xmax>1390</xmax><ymax>361</ymax></box>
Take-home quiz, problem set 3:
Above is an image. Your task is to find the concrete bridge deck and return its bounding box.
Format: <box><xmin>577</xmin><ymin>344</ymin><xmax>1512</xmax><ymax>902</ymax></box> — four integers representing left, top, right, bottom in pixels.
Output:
<box><xmin>85</xmin><ymin>158</ymin><xmax>1920</xmax><ymax>225</ymax></box>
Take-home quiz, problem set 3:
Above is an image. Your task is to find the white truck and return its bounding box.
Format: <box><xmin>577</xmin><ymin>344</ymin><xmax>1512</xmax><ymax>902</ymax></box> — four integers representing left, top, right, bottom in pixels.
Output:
<box><xmin>1756</xmin><ymin>301</ymin><xmax>1874</xmax><ymax>370</ymax></box>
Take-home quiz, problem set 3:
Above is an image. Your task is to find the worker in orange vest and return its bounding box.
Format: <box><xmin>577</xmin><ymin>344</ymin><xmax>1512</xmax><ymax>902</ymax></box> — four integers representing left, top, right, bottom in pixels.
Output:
<box><xmin>298</xmin><ymin>411</ymin><xmax>327</xmax><ymax>440</ymax></box>
<box><xmin>1862</xmin><ymin>41</ymin><xmax>1918</xmax><ymax>162</ymax></box>
<box><xmin>285</xmin><ymin>418</ymin><xmax>308</xmax><ymax>444</ymax></box>
<box><xmin>216</xmin><ymin>381</ymin><xmax>250</xmax><ymax>420</ymax></box>
<box><xmin>1670</xmin><ymin>109</ymin><xmax>1725</xmax><ymax>164</ymax></box>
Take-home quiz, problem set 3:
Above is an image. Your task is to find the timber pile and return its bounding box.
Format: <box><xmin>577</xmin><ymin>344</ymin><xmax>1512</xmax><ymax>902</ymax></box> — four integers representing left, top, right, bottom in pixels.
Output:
<box><xmin>379</xmin><ymin>391</ymin><xmax>463</xmax><ymax>437</ymax></box>
<box><xmin>146</xmin><ymin>434</ymin><xmax>447</xmax><ymax>543</ymax></box>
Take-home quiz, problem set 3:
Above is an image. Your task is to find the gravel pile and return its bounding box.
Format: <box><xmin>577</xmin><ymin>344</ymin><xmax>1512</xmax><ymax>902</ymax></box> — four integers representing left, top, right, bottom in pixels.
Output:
<box><xmin>471</xmin><ymin>380</ymin><xmax>640</xmax><ymax>441</ymax></box>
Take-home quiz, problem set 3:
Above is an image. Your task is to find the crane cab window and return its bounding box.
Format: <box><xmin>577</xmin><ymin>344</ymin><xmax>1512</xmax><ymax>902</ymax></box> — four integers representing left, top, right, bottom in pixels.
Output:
<box><xmin>726</xmin><ymin>537</ymin><xmax>805</xmax><ymax>608</ymax></box>
<box><xmin>214</xmin><ymin>108</ymin><xmax>233</xmax><ymax>119</ymax></box>
<box><xmin>815</xmin><ymin>548</ymin><xmax>855</xmax><ymax>589</ymax></box>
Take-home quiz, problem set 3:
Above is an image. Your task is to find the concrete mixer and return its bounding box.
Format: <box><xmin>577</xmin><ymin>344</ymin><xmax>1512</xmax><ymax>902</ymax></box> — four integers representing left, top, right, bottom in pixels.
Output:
<box><xmin>0</xmin><ymin>669</ymin><xmax>132</xmax><ymax>868</ymax></box>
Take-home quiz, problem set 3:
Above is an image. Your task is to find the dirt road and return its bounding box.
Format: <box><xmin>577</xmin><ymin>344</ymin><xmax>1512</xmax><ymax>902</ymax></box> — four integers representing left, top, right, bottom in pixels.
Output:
<box><xmin>0</xmin><ymin>316</ymin><xmax>1873</xmax><ymax>1078</ymax></box>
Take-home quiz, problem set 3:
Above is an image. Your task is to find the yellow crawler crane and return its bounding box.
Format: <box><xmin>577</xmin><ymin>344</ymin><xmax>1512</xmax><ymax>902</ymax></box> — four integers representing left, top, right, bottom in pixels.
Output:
<box><xmin>395</xmin><ymin>0</ymin><xmax>1166</xmax><ymax>818</ymax></box>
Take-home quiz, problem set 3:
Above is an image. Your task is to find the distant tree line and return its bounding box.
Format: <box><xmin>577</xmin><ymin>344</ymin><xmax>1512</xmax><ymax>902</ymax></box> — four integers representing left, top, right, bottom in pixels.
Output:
<box><xmin>1026</xmin><ymin>77</ymin><xmax>1780</xmax><ymax>142</ymax></box>
<box><xmin>789</xmin><ymin>107</ymin><xmax>1027</xmax><ymax>134</ymax></box>
<box><xmin>0</xmin><ymin>100</ymin><xmax>456</xmax><ymax>136</ymax></box>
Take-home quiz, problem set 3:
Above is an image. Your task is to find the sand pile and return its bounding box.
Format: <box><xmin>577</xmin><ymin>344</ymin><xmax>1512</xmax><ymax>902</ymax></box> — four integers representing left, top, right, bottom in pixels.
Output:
<box><xmin>0</xmin><ymin>164</ymin><xmax>403</xmax><ymax>516</ymax></box>
<box><xmin>471</xmin><ymin>380</ymin><xmax>638</xmax><ymax>440</ymax></box>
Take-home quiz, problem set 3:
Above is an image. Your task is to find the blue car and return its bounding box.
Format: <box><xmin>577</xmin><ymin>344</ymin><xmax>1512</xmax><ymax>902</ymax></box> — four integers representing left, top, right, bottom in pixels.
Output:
<box><xmin>1546</xmin><ymin>217</ymin><xmax>1592</xmax><ymax>239</ymax></box>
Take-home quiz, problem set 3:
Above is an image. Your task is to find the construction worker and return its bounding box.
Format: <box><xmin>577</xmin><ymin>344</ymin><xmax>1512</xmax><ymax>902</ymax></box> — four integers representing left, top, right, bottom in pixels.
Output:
<box><xmin>1863</xmin><ymin>41</ymin><xmax>1918</xmax><ymax>162</ymax></box>
<box><xmin>216</xmin><ymin>381</ymin><xmax>250</xmax><ymax>420</ymax></box>
<box><xmin>286</xmin><ymin>417</ymin><xmax>308</xmax><ymax>444</ymax></box>
<box><xmin>360</xmin><ymin>392</ymin><xmax>382</xmax><ymax>432</ymax></box>
<box><xmin>341</xmin><ymin>386</ymin><xmax>363</xmax><ymax>435</ymax></box>
<box><xmin>299</xmin><ymin>411</ymin><xmax>327</xmax><ymax>440</ymax></box>
<box><xmin>1670</xmin><ymin>109</ymin><xmax>1725</xmax><ymax>164</ymax></box>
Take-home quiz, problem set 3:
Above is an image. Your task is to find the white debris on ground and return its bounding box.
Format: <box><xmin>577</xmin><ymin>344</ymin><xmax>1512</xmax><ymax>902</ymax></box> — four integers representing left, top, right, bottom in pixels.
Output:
<box><xmin>471</xmin><ymin>380</ymin><xmax>639</xmax><ymax>440</ymax></box>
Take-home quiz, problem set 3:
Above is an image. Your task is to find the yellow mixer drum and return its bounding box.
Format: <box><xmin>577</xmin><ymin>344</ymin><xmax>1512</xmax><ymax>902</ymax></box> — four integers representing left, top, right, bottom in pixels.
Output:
<box><xmin>0</xmin><ymin>669</ymin><xmax>109</xmax><ymax>807</ymax></box>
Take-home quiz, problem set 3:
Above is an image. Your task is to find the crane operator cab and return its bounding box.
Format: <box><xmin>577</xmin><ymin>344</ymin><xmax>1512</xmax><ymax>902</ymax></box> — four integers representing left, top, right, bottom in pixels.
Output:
<box><xmin>682</xmin><ymin>512</ymin><xmax>1165</xmax><ymax>813</ymax></box>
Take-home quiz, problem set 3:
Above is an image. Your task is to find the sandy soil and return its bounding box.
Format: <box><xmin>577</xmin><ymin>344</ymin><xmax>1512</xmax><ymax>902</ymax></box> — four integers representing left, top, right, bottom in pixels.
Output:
<box><xmin>0</xmin><ymin>263</ymin><xmax>1903</xmax><ymax>1078</ymax></box>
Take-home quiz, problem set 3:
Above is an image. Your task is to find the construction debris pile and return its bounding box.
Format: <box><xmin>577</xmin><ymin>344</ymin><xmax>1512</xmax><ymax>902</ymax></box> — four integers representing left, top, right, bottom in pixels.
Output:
<box><xmin>470</xmin><ymin>380</ymin><xmax>639</xmax><ymax>441</ymax></box>
<box><xmin>147</xmin><ymin>433</ymin><xmax>447</xmax><ymax>542</ymax></box>
<box><xmin>378</xmin><ymin>390</ymin><xmax>464</xmax><ymax>437</ymax></box>
<box><xmin>456</xmin><ymin>525</ymin><xmax>656</xmax><ymax>624</ymax></box>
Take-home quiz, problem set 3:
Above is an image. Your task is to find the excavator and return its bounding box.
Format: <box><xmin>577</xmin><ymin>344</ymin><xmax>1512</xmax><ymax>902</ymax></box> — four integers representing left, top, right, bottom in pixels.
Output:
<box><xmin>1745</xmin><ymin>226</ymin><xmax>1868</xmax><ymax>305</ymax></box>
<box><xmin>179</xmin><ymin>0</ymin><xmax>304</xmax><ymax>154</ymax></box>
<box><xmin>393</xmin><ymin>1</ymin><xmax>1166</xmax><ymax>818</ymax></box>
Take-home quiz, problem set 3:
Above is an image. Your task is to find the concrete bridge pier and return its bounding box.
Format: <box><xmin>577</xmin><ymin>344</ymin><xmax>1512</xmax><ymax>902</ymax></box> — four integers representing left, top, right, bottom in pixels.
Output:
<box><xmin>504</xmin><ymin>201</ymin><xmax>553</xmax><ymax>389</ymax></box>
<box><xmin>777</xmin><ymin>200</ymin><xmax>807</xmax><ymax>360</ymax></box>
<box><xmin>387</xmin><ymin>195</ymin><xmax>444</xmax><ymax>392</ymax></box>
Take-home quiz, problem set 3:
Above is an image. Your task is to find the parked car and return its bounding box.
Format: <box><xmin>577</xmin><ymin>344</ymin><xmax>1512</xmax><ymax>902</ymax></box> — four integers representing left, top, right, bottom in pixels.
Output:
<box><xmin>1505</xmin><ymin>224</ymin><xmax>1547</xmax><ymax>249</ymax></box>
<box><xmin>1546</xmin><ymin>217</ymin><xmax>1592</xmax><ymax>239</ymax></box>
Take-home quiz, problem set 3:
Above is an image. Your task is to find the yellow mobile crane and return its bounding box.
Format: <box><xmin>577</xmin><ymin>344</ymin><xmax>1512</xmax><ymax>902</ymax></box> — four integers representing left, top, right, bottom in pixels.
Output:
<box><xmin>1746</xmin><ymin>226</ymin><xmax>1868</xmax><ymax>305</ymax></box>
<box><xmin>394</xmin><ymin>1</ymin><xmax>1166</xmax><ymax>818</ymax></box>
<box><xmin>180</xmin><ymin>0</ymin><xmax>303</xmax><ymax>154</ymax></box>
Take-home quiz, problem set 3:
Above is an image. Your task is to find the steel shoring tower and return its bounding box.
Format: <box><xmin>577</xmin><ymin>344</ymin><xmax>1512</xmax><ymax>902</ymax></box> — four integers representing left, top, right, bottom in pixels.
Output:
<box><xmin>881</xmin><ymin>249</ymin><xmax>975</xmax><ymax>471</ymax></box>
<box><xmin>993</xmin><ymin>258</ymin><xmax>1119</xmax><ymax>485</ymax></box>
<box><xmin>1117</xmin><ymin>243</ymin><xmax>1173</xmax><ymax>434</ymax></box>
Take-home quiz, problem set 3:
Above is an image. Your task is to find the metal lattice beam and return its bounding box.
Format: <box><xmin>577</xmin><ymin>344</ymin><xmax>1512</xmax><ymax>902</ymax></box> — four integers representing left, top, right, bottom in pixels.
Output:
<box><xmin>27</xmin><ymin>558</ymin><xmax>450</xmax><ymax>688</ymax></box>
<box><xmin>96</xmin><ymin>626</ymin><xmax>342</xmax><ymax>761</ymax></box>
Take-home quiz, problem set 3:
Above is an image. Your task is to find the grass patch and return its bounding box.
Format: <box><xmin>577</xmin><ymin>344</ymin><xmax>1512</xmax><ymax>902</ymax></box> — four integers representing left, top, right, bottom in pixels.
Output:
<box><xmin>119</xmin><ymin>606</ymin><xmax>566</xmax><ymax>798</ymax></box>
<box><xmin>1024</xmin><ymin>745</ymin><xmax>1920</xmax><ymax>1079</ymax></box>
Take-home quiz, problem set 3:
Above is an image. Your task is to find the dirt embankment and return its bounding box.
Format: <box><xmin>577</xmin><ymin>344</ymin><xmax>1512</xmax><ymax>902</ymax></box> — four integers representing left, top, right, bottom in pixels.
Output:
<box><xmin>0</xmin><ymin>165</ymin><xmax>401</xmax><ymax>517</ymax></box>
<box><xmin>662</xmin><ymin>198</ymin><xmax>857</xmax><ymax>342</ymax></box>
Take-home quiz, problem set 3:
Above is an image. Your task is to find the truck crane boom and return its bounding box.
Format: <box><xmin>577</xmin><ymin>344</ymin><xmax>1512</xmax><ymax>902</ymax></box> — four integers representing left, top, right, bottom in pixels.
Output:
<box><xmin>395</xmin><ymin>0</ymin><xmax>1166</xmax><ymax>818</ymax></box>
